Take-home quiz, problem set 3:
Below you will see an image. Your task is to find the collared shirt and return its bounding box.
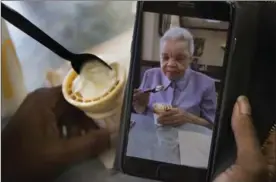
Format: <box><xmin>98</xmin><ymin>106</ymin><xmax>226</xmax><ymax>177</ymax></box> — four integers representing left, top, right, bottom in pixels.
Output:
<box><xmin>139</xmin><ymin>67</ymin><xmax>217</xmax><ymax>124</ymax></box>
<box><xmin>137</xmin><ymin>67</ymin><xmax>217</xmax><ymax>165</ymax></box>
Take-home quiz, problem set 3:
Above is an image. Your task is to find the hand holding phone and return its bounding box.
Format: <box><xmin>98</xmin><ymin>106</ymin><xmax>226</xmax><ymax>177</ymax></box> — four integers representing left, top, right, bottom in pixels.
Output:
<box><xmin>214</xmin><ymin>96</ymin><xmax>268</xmax><ymax>182</ymax></box>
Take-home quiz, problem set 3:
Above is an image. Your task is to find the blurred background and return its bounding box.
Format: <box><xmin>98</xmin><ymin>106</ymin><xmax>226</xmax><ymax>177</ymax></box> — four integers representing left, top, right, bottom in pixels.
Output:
<box><xmin>3</xmin><ymin>1</ymin><xmax>136</xmax><ymax>91</ymax></box>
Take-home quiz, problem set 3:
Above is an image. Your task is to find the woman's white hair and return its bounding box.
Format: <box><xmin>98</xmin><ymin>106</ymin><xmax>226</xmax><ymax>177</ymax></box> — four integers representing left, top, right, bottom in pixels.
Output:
<box><xmin>160</xmin><ymin>27</ymin><xmax>194</xmax><ymax>56</ymax></box>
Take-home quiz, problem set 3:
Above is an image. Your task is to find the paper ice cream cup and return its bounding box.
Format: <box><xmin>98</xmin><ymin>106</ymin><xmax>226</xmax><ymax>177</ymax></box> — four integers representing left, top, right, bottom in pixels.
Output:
<box><xmin>62</xmin><ymin>62</ymin><xmax>126</xmax><ymax>133</ymax></box>
<box><xmin>153</xmin><ymin>103</ymin><xmax>172</xmax><ymax>126</ymax></box>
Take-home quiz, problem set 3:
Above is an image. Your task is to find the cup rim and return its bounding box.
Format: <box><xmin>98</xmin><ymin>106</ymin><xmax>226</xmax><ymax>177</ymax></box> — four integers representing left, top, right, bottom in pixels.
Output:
<box><xmin>153</xmin><ymin>103</ymin><xmax>172</xmax><ymax>114</ymax></box>
<box><xmin>62</xmin><ymin>62</ymin><xmax>125</xmax><ymax>108</ymax></box>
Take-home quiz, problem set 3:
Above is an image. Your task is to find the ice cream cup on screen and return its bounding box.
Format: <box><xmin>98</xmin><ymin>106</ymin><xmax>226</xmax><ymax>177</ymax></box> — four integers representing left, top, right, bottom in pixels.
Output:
<box><xmin>62</xmin><ymin>61</ymin><xmax>126</xmax><ymax>133</ymax></box>
<box><xmin>153</xmin><ymin>103</ymin><xmax>172</xmax><ymax>126</ymax></box>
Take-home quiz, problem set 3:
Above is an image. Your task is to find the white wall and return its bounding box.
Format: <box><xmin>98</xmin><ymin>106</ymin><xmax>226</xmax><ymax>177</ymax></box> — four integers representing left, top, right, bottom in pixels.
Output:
<box><xmin>142</xmin><ymin>12</ymin><xmax>227</xmax><ymax>66</ymax></box>
<box><xmin>141</xmin><ymin>12</ymin><xmax>160</xmax><ymax>61</ymax></box>
<box><xmin>191</xmin><ymin>30</ymin><xmax>226</xmax><ymax>66</ymax></box>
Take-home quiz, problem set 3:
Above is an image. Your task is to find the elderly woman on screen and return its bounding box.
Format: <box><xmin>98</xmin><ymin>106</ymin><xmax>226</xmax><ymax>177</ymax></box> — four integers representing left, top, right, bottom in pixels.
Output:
<box><xmin>133</xmin><ymin>27</ymin><xmax>217</xmax><ymax>129</ymax></box>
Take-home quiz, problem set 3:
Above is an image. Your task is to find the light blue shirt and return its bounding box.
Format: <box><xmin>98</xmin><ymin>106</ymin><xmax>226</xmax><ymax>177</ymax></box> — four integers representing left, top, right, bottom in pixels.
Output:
<box><xmin>137</xmin><ymin>67</ymin><xmax>217</xmax><ymax>164</ymax></box>
<box><xmin>139</xmin><ymin>67</ymin><xmax>217</xmax><ymax>124</ymax></box>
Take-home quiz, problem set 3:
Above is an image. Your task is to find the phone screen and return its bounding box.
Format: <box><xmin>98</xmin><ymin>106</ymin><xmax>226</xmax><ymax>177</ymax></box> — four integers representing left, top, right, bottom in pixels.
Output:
<box><xmin>120</xmin><ymin>2</ymin><xmax>234</xmax><ymax>181</ymax></box>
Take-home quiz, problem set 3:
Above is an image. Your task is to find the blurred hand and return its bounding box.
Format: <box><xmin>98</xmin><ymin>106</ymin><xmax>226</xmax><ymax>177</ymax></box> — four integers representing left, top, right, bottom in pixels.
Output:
<box><xmin>214</xmin><ymin>96</ymin><xmax>268</xmax><ymax>182</ymax></box>
<box><xmin>2</xmin><ymin>86</ymin><xmax>110</xmax><ymax>182</ymax></box>
<box><xmin>158</xmin><ymin>107</ymin><xmax>213</xmax><ymax>129</ymax></box>
<box><xmin>132</xmin><ymin>89</ymin><xmax>150</xmax><ymax>113</ymax></box>
<box><xmin>157</xmin><ymin>108</ymin><xmax>190</xmax><ymax>126</ymax></box>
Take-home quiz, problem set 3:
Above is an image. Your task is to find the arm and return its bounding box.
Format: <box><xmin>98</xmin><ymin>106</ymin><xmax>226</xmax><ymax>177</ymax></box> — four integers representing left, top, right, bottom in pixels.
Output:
<box><xmin>180</xmin><ymin>81</ymin><xmax>217</xmax><ymax>129</ymax></box>
<box><xmin>197</xmin><ymin>81</ymin><xmax>217</xmax><ymax>129</ymax></box>
<box><xmin>133</xmin><ymin>71</ymin><xmax>151</xmax><ymax>114</ymax></box>
<box><xmin>159</xmin><ymin>81</ymin><xmax>216</xmax><ymax>129</ymax></box>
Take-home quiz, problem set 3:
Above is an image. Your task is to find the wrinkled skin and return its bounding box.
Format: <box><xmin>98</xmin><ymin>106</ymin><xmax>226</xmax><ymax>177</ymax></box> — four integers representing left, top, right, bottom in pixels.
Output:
<box><xmin>161</xmin><ymin>39</ymin><xmax>191</xmax><ymax>80</ymax></box>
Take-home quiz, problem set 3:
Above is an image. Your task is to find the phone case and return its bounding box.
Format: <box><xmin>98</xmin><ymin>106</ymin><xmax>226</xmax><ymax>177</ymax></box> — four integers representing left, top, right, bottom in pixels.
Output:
<box><xmin>208</xmin><ymin>2</ymin><xmax>276</xmax><ymax>181</ymax></box>
<box><xmin>249</xmin><ymin>3</ymin><xmax>276</xmax><ymax>181</ymax></box>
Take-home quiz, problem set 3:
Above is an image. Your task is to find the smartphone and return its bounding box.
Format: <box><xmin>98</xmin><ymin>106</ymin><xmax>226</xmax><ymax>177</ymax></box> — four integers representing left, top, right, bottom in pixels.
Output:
<box><xmin>116</xmin><ymin>1</ymin><xmax>236</xmax><ymax>181</ymax></box>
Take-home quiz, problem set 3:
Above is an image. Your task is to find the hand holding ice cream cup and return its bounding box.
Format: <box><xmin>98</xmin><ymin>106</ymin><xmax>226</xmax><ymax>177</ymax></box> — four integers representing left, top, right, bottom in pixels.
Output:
<box><xmin>62</xmin><ymin>61</ymin><xmax>126</xmax><ymax>134</ymax></box>
<box><xmin>62</xmin><ymin>60</ymin><xmax>126</xmax><ymax>169</ymax></box>
<box><xmin>153</xmin><ymin>103</ymin><xmax>173</xmax><ymax>126</ymax></box>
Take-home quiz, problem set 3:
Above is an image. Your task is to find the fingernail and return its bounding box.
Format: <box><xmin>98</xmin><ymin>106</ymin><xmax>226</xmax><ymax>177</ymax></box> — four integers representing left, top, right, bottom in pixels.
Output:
<box><xmin>237</xmin><ymin>95</ymin><xmax>251</xmax><ymax>115</ymax></box>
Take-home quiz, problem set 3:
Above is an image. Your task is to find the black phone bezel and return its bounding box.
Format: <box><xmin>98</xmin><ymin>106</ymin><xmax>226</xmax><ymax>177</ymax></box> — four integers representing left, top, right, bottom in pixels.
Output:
<box><xmin>116</xmin><ymin>1</ymin><xmax>236</xmax><ymax>181</ymax></box>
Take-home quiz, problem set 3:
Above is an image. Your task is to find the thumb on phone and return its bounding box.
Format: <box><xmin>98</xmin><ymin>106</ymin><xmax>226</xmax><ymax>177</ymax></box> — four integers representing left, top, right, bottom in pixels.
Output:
<box><xmin>231</xmin><ymin>96</ymin><xmax>266</xmax><ymax>169</ymax></box>
<box><xmin>213</xmin><ymin>96</ymin><xmax>268</xmax><ymax>182</ymax></box>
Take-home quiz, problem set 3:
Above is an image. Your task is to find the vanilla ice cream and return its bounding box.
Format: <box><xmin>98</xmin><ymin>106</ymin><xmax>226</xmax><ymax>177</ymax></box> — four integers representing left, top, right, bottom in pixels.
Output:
<box><xmin>153</xmin><ymin>103</ymin><xmax>172</xmax><ymax>113</ymax></box>
<box><xmin>72</xmin><ymin>61</ymin><xmax>117</xmax><ymax>100</ymax></box>
<box><xmin>62</xmin><ymin>61</ymin><xmax>126</xmax><ymax>132</ymax></box>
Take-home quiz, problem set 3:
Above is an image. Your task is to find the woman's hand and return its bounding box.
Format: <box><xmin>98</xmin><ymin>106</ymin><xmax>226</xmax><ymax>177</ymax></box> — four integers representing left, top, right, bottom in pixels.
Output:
<box><xmin>157</xmin><ymin>108</ymin><xmax>212</xmax><ymax>129</ymax></box>
<box><xmin>2</xmin><ymin>86</ymin><xmax>110</xmax><ymax>182</ymax></box>
<box><xmin>213</xmin><ymin>96</ymin><xmax>268</xmax><ymax>182</ymax></box>
<box><xmin>132</xmin><ymin>89</ymin><xmax>150</xmax><ymax>113</ymax></box>
<box><xmin>157</xmin><ymin>108</ymin><xmax>189</xmax><ymax>126</ymax></box>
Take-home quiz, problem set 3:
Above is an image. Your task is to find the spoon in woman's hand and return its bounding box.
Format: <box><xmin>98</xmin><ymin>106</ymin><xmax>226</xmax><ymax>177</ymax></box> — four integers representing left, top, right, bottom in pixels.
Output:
<box><xmin>1</xmin><ymin>3</ymin><xmax>112</xmax><ymax>74</ymax></box>
<box><xmin>143</xmin><ymin>85</ymin><xmax>165</xmax><ymax>93</ymax></box>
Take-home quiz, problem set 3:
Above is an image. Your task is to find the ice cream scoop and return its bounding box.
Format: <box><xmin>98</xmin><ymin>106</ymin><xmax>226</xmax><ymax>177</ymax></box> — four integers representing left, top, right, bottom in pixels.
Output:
<box><xmin>72</xmin><ymin>61</ymin><xmax>117</xmax><ymax>99</ymax></box>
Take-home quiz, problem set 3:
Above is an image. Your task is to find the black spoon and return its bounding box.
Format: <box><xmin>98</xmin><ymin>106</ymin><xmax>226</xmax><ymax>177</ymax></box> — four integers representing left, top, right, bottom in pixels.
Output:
<box><xmin>1</xmin><ymin>3</ymin><xmax>112</xmax><ymax>74</ymax></box>
<box><xmin>143</xmin><ymin>85</ymin><xmax>165</xmax><ymax>93</ymax></box>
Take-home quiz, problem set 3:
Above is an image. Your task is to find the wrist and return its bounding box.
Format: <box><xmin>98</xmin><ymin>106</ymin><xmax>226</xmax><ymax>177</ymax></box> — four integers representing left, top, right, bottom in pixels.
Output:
<box><xmin>183</xmin><ymin>112</ymin><xmax>212</xmax><ymax>128</ymax></box>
